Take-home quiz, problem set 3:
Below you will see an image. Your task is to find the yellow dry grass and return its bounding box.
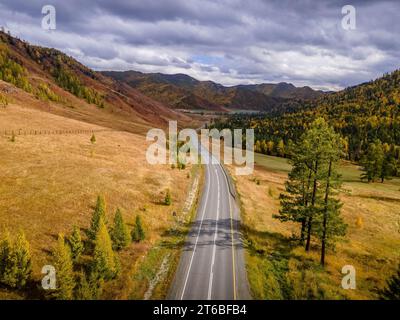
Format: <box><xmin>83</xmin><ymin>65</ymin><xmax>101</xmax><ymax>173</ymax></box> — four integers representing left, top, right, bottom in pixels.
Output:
<box><xmin>229</xmin><ymin>155</ymin><xmax>400</xmax><ymax>300</ymax></box>
<box><xmin>0</xmin><ymin>103</ymin><xmax>193</xmax><ymax>299</ymax></box>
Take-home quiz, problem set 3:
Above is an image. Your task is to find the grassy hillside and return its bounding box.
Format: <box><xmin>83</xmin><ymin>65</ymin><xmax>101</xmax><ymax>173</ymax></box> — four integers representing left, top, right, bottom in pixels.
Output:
<box><xmin>0</xmin><ymin>31</ymin><xmax>205</xmax><ymax>299</ymax></box>
<box><xmin>0</xmin><ymin>31</ymin><xmax>197</xmax><ymax>132</ymax></box>
<box><xmin>229</xmin><ymin>154</ymin><xmax>400</xmax><ymax>299</ymax></box>
<box><xmin>0</xmin><ymin>104</ymin><xmax>198</xmax><ymax>299</ymax></box>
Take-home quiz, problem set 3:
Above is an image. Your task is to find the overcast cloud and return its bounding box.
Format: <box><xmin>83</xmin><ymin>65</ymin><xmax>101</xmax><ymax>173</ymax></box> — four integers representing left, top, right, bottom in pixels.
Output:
<box><xmin>0</xmin><ymin>0</ymin><xmax>399</xmax><ymax>90</ymax></box>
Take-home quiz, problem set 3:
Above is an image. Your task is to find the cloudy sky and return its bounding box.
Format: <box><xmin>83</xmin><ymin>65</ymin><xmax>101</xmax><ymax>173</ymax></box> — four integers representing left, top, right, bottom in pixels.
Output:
<box><xmin>0</xmin><ymin>0</ymin><xmax>399</xmax><ymax>90</ymax></box>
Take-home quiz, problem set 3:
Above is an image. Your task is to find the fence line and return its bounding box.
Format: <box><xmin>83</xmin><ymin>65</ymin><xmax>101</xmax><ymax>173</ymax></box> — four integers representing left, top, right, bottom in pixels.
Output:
<box><xmin>1</xmin><ymin>128</ymin><xmax>113</xmax><ymax>137</ymax></box>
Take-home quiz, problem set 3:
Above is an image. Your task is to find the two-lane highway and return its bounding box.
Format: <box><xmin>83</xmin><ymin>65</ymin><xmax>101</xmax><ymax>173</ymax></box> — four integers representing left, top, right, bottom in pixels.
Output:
<box><xmin>168</xmin><ymin>153</ymin><xmax>251</xmax><ymax>300</ymax></box>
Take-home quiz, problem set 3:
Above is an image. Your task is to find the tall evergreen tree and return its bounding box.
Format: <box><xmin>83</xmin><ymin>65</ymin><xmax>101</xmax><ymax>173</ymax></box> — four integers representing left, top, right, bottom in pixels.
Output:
<box><xmin>274</xmin><ymin>141</ymin><xmax>312</xmax><ymax>244</ymax></box>
<box><xmin>361</xmin><ymin>140</ymin><xmax>384</xmax><ymax>182</ymax></box>
<box><xmin>111</xmin><ymin>208</ymin><xmax>130</xmax><ymax>250</ymax></box>
<box><xmin>88</xmin><ymin>195</ymin><xmax>107</xmax><ymax>241</ymax></box>
<box><xmin>131</xmin><ymin>215</ymin><xmax>146</xmax><ymax>242</ymax></box>
<box><xmin>275</xmin><ymin>118</ymin><xmax>347</xmax><ymax>264</ymax></box>
<box><xmin>68</xmin><ymin>226</ymin><xmax>84</xmax><ymax>262</ymax></box>
<box><xmin>92</xmin><ymin>217</ymin><xmax>119</xmax><ymax>280</ymax></box>
<box><xmin>52</xmin><ymin>234</ymin><xmax>75</xmax><ymax>300</ymax></box>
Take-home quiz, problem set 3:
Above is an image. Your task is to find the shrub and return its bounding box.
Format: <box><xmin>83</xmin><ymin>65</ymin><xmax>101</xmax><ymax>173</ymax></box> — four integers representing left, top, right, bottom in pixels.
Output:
<box><xmin>164</xmin><ymin>189</ymin><xmax>172</xmax><ymax>206</ymax></box>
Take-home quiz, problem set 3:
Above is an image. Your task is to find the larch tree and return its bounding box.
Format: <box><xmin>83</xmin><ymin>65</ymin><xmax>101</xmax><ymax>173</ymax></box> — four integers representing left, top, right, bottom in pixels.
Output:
<box><xmin>92</xmin><ymin>217</ymin><xmax>119</xmax><ymax>280</ymax></box>
<box><xmin>88</xmin><ymin>195</ymin><xmax>107</xmax><ymax>241</ymax></box>
<box><xmin>52</xmin><ymin>234</ymin><xmax>75</xmax><ymax>300</ymax></box>
<box><xmin>111</xmin><ymin>208</ymin><xmax>130</xmax><ymax>250</ymax></box>
<box><xmin>1</xmin><ymin>230</ymin><xmax>32</xmax><ymax>289</ymax></box>
<box><xmin>68</xmin><ymin>226</ymin><xmax>84</xmax><ymax>262</ymax></box>
<box><xmin>131</xmin><ymin>215</ymin><xmax>146</xmax><ymax>242</ymax></box>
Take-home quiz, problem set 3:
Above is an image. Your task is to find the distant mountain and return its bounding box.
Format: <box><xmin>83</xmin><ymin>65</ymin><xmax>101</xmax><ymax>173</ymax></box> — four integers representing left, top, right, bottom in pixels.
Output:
<box><xmin>0</xmin><ymin>31</ymin><xmax>191</xmax><ymax>131</ymax></box>
<box><xmin>102</xmin><ymin>70</ymin><xmax>324</xmax><ymax>112</ymax></box>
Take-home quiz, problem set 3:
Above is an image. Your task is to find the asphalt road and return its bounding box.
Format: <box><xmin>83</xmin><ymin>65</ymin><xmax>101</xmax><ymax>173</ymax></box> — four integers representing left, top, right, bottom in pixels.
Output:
<box><xmin>168</xmin><ymin>152</ymin><xmax>251</xmax><ymax>300</ymax></box>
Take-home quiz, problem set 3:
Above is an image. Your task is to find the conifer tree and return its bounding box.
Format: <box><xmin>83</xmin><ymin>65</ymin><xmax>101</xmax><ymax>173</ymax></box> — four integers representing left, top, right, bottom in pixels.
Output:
<box><xmin>88</xmin><ymin>195</ymin><xmax>107</xmax><ymax>240</ymax></box>
<box><xmin>361</xmin><ymin>140</ymin><xmax>384</xmax><ymax>182</ymax></box>
<box><xmin>275</xmin><ymin>118</ymin><xmax>347</xmax><ymax>264</ymax></box>
<box><xmin>131</xmin><ymin>215</ymin><xmax>146</xmax><ymax>242</ymax></box>
<box><xmin>274</xmin><ymin>151</ymin><xmax>312</xmax><ymax>244</ymax></box>
<box><xmin>92</xmin><ymin>217</ymin><xmax>119</xmax><ymax>280</ymax></box>
<box><xmin>68</xmin><ymin>226</ymin><xmax>84</xmax><ymax>262</ymax></box>
<box><xmin>111</xmin><ymin>208</ymin><xmax>130</xmax><ymax>250</ymax></box>
<box><xmin>1</xmin><ymin>230</ymin><xmax>32</xmax><ymax>288</ymax></box>
<box><xmin>53</xmin><ymin>234</ymin><xmax>75</xmax><ymax>300</ymax></box>
<box><xmin>90</xmin><ymin>134</ymin><xmax>96</xmax><ymax>144</ymax></box>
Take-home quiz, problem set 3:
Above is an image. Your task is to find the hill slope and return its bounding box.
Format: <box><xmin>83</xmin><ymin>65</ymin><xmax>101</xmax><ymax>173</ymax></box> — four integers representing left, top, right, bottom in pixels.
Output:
<box><xmin>0</xmin><ymin>31</ymin><xmax>195</xmax><ymax>133</ymax></box>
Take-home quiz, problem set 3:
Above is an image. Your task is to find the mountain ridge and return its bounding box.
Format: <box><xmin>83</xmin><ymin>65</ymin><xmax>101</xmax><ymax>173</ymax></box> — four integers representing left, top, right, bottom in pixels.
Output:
<box><xmin>102</xmin><ymin>70</ymin><xmax>325</xmax><ymax>112</ymax></box>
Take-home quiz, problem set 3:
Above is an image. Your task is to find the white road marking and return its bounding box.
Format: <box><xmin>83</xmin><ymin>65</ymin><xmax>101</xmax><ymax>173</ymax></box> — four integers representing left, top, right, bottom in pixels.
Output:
<box><xmin>207</xmin><ymin>167</ymin><xmax>220</xmax><ymax>300</ymax></box>
<box><xmin>180</xmin><ymin>163</ymin><xmax>211</xmax><ymax>300</ymax></box>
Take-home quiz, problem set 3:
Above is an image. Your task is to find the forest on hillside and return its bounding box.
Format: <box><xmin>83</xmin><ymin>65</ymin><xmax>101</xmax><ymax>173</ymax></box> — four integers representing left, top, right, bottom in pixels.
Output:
<box><xmin>212</xmin><ymin>69</ymin><xmax>400</xmax><ymax>181</ymax></box>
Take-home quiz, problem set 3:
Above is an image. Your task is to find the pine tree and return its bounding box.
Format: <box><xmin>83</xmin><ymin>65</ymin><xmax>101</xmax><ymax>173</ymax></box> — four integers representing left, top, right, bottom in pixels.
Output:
<box><xmin>381</xmin><ymin>149</ymin><xmax>397</xmax><ymax>183</ymax></box>
<box><xmin>90</xmin><ymin>134</ymin><xmax>96</xmax><ymax>144</ymax></box>
<box><xmin>68</xmin><ymin>226</ymin><xmax>84</xmax><ymax>262</ymax></box>
<box><xmin>88</xmin><ymin>195</ymin><xmax>107</xmax><ymax>241</ymax></box>
<box><xmin>131</xmin><ymin>215</ymin><xmax>146</xmax><ymax>242</ymax></box>
<box><xmin>92</xmin><ymin>217</ymin><xmax>119</xmax><ymax>280</ymax></box>
<box><xmin>52</xmin><ymin>234</ymin><xmax>75</xmax><ymax>300</ymax></box>
<box><xmin>275</xmin><ymin>160</ymin><xmax>311</xmax><ymax>244</ymax></box>
<box><xmin>361</xmin><ymin>140</ymin><xmax>384</xmax><ymax>182</ymax></box>
<box><xmin>380</xmin><ymin>264</ymin><xmax>400</xmax><ymax>300</ymax></box>
<box><xmin>1</xmin><ymin>230</ymin><xmax>32</xmax><ymax>288</ymax></box>
<box><xmin>315</xmin><ymin>159</ymin><xmax>347</xmax><ymax>266</ymax></box>
<box><xmin>164</xmin><ymin>189</ymin><xmax>172</xmax><ymax>206</ymax></box>
<box><xmin>275</xmin><ymin>118</ymin><xmax>347</xmax><ymax>264</ymax></box>
<box><xmin>111</xmin><ymin>208</ymin><xmax>130</xmax><ymax>250</ymax></box>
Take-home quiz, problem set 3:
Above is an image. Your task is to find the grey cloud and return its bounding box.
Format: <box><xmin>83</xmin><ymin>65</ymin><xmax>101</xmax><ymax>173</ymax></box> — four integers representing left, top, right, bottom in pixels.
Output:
<box><xmin>0</xmin><ymin>0</ymin><xmax>399</xmax><ymax>90</ymax></box>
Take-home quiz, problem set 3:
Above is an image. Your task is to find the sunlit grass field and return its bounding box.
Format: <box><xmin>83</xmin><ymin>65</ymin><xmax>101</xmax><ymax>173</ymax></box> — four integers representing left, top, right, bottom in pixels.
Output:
<box><xmin>0</xmin><ymin>104</ymin><xmax>195</xmax><ymax>299</ymax></box>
